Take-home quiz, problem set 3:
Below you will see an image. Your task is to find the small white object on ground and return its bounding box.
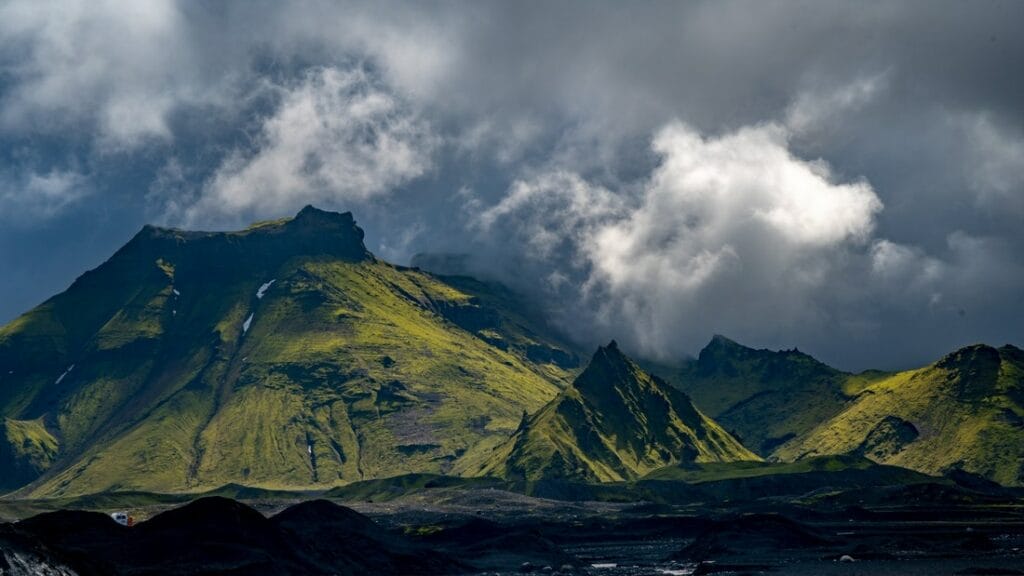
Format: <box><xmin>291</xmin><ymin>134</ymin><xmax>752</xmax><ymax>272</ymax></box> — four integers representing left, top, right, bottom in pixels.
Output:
<box><xmin>55</xmin><ymin>364</ymin><xmax>74</xmax><ymax>384</ymax></box>
<box><xmin>242</xmin><ymin>313</ymin><xmax>254</xmax><ymax>334</ymax></box>
<box><xmin>257</xmin><ymin>279</ymin><xmax>276</xmax><ymax>299</ymax></box>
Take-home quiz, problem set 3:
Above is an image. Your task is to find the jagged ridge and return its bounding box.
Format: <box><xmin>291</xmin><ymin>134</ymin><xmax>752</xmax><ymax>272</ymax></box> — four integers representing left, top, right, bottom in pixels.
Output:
<box><xmin>462</xmin><ymin>342</ymin><xmax>759</xmax><ymax>483</ymax></box>
<box><xmin>775</xmin><ymin>343</ymin><xmax>1024</xmax><ymax>485</ymax></box>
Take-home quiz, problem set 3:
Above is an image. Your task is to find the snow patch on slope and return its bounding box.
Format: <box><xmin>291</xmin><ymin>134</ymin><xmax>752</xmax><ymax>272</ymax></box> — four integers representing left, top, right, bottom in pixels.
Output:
<box><xmin>55</xmin><ymin>364</ymin><xmax>74</xmax><ymax>385</ymax></box>
<box><xmin>256</xmin><ymin>279</ymin><xmax>276</xmax><ymax>299</ymax></box>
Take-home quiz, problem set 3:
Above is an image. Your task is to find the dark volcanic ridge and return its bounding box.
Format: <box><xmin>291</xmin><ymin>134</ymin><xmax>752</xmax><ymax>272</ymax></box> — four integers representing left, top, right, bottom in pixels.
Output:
<box><xmin>1</xmin><ymin>496</ymin><xmax>464</xmax><ymax>576</ymax></box>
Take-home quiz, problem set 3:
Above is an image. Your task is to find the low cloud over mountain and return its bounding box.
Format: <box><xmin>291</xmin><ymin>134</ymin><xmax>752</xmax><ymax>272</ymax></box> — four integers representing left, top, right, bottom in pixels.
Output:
<box><xmin>1</xmin><ymin>0</ymin><xmax>1022</xmax><ymax>369</ymax></box>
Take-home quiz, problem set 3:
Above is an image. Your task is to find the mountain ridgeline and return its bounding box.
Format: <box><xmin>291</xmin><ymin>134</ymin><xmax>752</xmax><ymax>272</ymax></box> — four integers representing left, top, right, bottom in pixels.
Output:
<box><xmin>460</xmin><ymin>342</ymin><xmax>758</xmax><ymax>483</ymax></box>
<box><xmin>0</xmin><ymin>207</ymin><xmax>580</xmax><ymax>496</ymax></box>
<box><xmin>774</xmin><ymin>343</ymin><xmax>1024</xmax><ymax>486</ymax></box>
<box><xmin>665</xmin><ymin>336</ymin><xmax>1024</xmax><ymax>486</ymax></box>
<box><xmin>1</xmin><ymin>206</ymin><xmax>1022</xmax><ymax>497</ymax></box>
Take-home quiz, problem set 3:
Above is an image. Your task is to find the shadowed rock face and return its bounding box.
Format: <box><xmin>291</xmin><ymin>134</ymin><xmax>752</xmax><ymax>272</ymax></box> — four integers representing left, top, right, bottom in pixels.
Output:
<box><xmin>937</xmin><ymin>344</ymin><xmax>1003</xmax><ymax>400</ymax></box>
<box><xmin>666</xmin><ymin>335</ymin><xmax>853</xmax><ymax>455</ymax></box>
<box><xmin>2</xmin><ymin>497</ymin><xmax>465</xmax><ymax>576</ymax></box>
<box><xmin>856</xmin><ymin>416</ymin><xmax>920</xmax><ymax>460</ymax></box>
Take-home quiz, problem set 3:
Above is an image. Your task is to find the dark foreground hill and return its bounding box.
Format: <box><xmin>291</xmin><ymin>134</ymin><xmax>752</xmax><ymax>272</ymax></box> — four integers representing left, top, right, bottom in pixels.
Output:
<box><xmin>0</xmin><ymin>496</ymin><xmax>463</xmax><ymax>576</ymax></box>
<box><xmin>3</xmin><ymin>484</ymin><xmax>1024</xmax><ymax>576</ymax></box>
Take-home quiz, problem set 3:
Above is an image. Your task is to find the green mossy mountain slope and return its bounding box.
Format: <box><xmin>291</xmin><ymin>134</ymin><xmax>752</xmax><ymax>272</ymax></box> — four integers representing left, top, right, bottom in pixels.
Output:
<box><xmin>461</xmin><ymin>342</ymin><xmax>759</xmax><ymax>483</ymax></box>
<box><xmin>660</xmin><ymin>335</ymin><xmax>889</xmax><ymax>455</ymax></box>
<box><xmin>662</xmin><ymin>337</ymin><xmax>1024</xmax><ymax>486</ymax></box>
<box><xmin>0</xmin><ymin>207</ymin><xmax>578</xmax><ymax>497</ymax></box>
<box><xmin>775</xmin><ymin>344</ymin><xmax>1024</xmax><ymax>486</ymax></box>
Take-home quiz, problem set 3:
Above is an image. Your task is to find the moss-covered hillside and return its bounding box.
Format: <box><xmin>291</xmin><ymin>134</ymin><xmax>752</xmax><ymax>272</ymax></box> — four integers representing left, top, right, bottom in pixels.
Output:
<box><xmin>775</xmin><ymin>344</ymin><xmax>1024</xmax><ymax>486</ymax></box>
<box><xmin>0</xmin><ymin>207</ymin><xmax>578</xmax><ymax>497</ymax></box>
<box><xmin>659</xmin><ymin>335</ymin><xmax>889</xmax><ymax>455</ymax></box>
<box><xmin>461</xmin><ymin>342</ymin><xmax>759</xmax><ymax>483</ymax></box>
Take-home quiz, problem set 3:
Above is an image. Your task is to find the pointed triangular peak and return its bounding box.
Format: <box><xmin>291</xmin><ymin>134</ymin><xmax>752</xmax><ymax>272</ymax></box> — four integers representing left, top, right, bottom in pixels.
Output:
<box><xmin>465</xmin><ymin>343</ymin><xmax>759</xmax><ymax>483</ymax></box>
<box><xmin>695</xmin><ymin>334</ymin><xmax>755</xmax><ymax>366</ymax></box>
<box><xmin>573</xmin><ymin>340</ymin><xmax>640</xmax><ymax>394</ymax></box>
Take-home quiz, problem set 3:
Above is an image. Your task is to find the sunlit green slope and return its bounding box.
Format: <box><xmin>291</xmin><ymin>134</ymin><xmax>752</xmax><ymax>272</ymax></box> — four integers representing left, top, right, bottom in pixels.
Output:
<box><xmin>0</xmin><ymin>207</ymin><xmax>578</xmax><ymax>496</ymax></box>
<box><xmin>659</xmin><ymin>335</ymin><xmax>888</xmax><ymax>455</ymax></box>
<box><xmin>775</xmin><ymin>344</ymin><xmax>1024</xmax><ymax>486</ymax></box>
<box><xmin>460</xmin><ymin>342</ymin><xmax>759</xmax><ymax>483</ymax></box>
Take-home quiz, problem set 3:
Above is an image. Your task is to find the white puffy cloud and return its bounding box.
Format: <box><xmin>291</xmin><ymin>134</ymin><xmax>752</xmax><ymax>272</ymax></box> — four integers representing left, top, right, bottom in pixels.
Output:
<box><xmin>476</xmin><ymin>171</ymin><xmax>626</xmax><ymax>262</ymax></box>
<box><xmin>587</xmin><ymin>122</ymin><xmax>883</xmax><ymax>356</ymax></box>
<box><xmin>961</xmin><ymin>114</ymin><xmax>1024</xmax><ymax>215</ymax></box>
<box><xmin>785</xmin><ymin>73</ymin><xmax>889</xmax><ymax>135</ymax></box>
<box><xmin>0</xmin><ymin>1</ymin><xmax>1021</xmax><ymax>367</ymax></box>
<box><xmin>178</xmin><ymin>66</ymin><xmax>436</xmax><ymax>225</ymax></box>
<box><xmin>0</xmin><ymin>0</ymin><xmax>214</xmax><ymax>148</ymax></box>
<box><xmin>473</xmin><ymin>120</ymin><xmax>887</xmax><ymax>358</ymax></box>
<box><xmin>0</xmin><ymin>168</ymin><xmax>90</xmax><ymax>222</ymax></box>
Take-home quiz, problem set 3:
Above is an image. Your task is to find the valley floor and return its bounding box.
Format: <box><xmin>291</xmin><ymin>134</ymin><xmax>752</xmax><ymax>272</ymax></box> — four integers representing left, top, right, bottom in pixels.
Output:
<box><xmin>3</xmin><ymin>485</ymin><xmax>1024</xmax><ymax>575</ymax></box>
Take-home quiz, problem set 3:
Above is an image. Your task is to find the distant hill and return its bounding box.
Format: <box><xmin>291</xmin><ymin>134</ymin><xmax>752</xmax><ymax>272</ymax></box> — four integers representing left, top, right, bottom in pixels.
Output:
<box><xmin>658</xmin><ymin>335</ymin><xmax>884</xmax><ymax>455</ymax></box>
<box><xmin>776</xmin><ymin>344</ymin><xmax>1024</xmax><ymax>486</ymax></box>
<box><xmin>460</xmin><ymin>342</ymin><xmax>759</xmax><ymax>483</ymax></box>
<box><xmin>658</xmin><ymin>336</ymin><xmax>1024</xmax><ymax>486</ymax></box>
<box><xmin>0</xmin><ymin>207</ymin><xmax>579</xmax><ymax>497</ymax></box>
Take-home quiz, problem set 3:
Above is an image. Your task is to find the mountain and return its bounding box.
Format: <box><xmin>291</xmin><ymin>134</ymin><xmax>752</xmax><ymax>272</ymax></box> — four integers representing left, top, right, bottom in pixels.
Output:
<box><xmin>662</xmin><ymin>337</ymin><xmax>1024</xmax><ymax>486</ymax></box>
<box><xmin>658</xmin><ymin>335</ymin><xmax>886</xmax><ymax>455</ymax></box>
<box><xmin>775</xmin><ymin>343</ymin><xmax>1024</xmax><ymax>486</ymax></box>
<box><xmin>0</xmin><ymin>206</ymin><xmax>579</xmax><ymax>497</ymax></box>
<box><xmin>460</xmin><ymin>342</ymin><xmax>759</xmax><ymax>483</ymax></box>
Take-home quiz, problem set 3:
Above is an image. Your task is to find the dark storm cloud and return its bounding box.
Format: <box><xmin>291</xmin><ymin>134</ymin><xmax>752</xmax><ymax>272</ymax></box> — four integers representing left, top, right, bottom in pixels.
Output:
<box><xmin>0</xmin><ymin>0</ymin><xmax>1021</xmax><ymax>370</ymax></box>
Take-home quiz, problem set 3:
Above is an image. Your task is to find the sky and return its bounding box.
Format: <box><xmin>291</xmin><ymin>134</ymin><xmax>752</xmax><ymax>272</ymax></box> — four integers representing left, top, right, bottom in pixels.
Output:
<box><xmin>1</xmin><ymin>0</ymin><xmax>1022</xmax><ymax>371</ymax></box>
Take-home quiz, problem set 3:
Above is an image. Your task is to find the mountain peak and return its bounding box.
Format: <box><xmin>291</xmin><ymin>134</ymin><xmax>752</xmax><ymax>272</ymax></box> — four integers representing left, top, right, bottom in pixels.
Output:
<box><xmin>576</xmin><ymin>340</ymin><xmax>635</xmax><ymax>396</ymax></box>
<box><xmin>594</xmin><ymin>339</ymin><xmax>625</xmax><ymax>363</ymax></box>
<box><xmin>282</xmin><ymin>206</ymin><xmax>368</xmax><ymax>254</ymax></box>
<box><xmin>124</xmin><ymin>206</ymin><xmax>369</xmax><ymax>262</ymax></box>
<box><xmin>935</xmin><ymin>344</ymin><xmax>1003</xmax><ymax>399</ymax></box>
<box><xmin>702</xmin><ymin>334</ymin><xmax>749</xmax><ymax>354</ymax></box>
<box><xmin>279</xmin><ymin>206</ymin><xmax>368</xmax><ymax>260</ymax></box>
<box><xmin>290</xmin><ymin>205</ymin><xmax>355</xmax><ymax>228</ymax></box>
<box><xmin>468</xmin><ymin>343</ymin><xmax>759</xmax><ymax>482</ymax></box>
<box><xmin>696</xmin><ymin>334</ymin><xmax>755</xmax><ymax>371</ymax></box>
<box><xmin>935</xmin><ymin>343</ymin><xmax>1001</xmax><ymax>372</ymax></box>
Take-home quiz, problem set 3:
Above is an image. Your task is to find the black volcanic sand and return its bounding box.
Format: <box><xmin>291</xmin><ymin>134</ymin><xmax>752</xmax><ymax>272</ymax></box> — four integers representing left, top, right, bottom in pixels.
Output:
<box><xmin>3</xmin><ymin>490</ymin><xmax>1024</xmax><ymax>575</ymax></box>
